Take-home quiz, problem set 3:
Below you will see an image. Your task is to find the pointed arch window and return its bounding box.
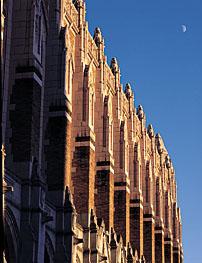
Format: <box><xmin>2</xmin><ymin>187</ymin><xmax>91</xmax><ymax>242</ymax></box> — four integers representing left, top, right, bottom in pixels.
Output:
<box><xmin>91</xmin><ymin>92</ymin><xmax>94</xmax><ymax>126</ymax></box>
<box><xmin>120</xmin><ymin>121</ymin><xmax>124</xmax><ymax>169</ymax></box>
<box><xmin>103</xmin><ymin>96</ymin><xmax>108</xmax><ymax>147</ymax></box>
<box><xmin>37</xmin><ymin>15</ymin><xmax>42</xmax><ymax>54</ymax></box>
<box><xmin>156</xmin><ymin>177</ymin><xmax>160</xmax><ymax>216</ymax></box>
<box><xmin>109</xmin><ymin>122</ymin><xmax>113</xmax><ymax>152</ymax></box>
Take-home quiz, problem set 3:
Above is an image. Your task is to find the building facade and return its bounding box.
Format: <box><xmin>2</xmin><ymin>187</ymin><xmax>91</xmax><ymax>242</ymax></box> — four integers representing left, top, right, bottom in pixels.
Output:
<box><xmin>1</xmin><ymin>0</ymin><xmax>183</xmax><ymax>262</ymax></box>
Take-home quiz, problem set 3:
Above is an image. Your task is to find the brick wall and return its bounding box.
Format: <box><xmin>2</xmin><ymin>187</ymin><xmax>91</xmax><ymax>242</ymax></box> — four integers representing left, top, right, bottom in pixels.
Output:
<box><xmin>165</xmin><ymin>240</ymin><xmax>173</xmax><ymax>263</ymax></box>
<box><xmin>130</xmin><ymin>204</ymin><xmax>143</xmax><ymax>257</ymax></box>
<box><xmin>143</xmin><ymin>217</ymin><xmax>155</xmax><ymax>263</ymax></box>
<box><xmin>114</xmin><ymin>187</ymin><xmax>130</xmax><ymax>245</ymax></box>
<box><xmin>45</xmin><ymin>116</ymin><xmax>71</xmax><ymax>191</ymax></box>
<box><xmin>95</xmin><ymin>169</ymin><xmax>114</xmax><ymax>230</ymax></box>
<box><xmin>10</xmin><ymin>78</ymin><xmax>41</xmax><ymax>162</ymax></box>
<box><xmin>72</xmin><ymin>144</ymin><xmax>95</xmax><ymax>214</ymax></box>
<box><xmin>155</xmin><ymin>228</ymin><xmax>165</xmax><ymax>263</ymax></box>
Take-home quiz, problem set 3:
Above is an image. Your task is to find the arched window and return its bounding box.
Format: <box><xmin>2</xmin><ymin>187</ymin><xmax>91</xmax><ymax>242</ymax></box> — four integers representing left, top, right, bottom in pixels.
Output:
<box><xmin>37</xmin><ymin>15</ymin><xmax>42</xmax><ymax>54</ymax></box>
<box><xmin>68</xmin><ymin>60</ymin><xmax>73</xmax><ymax>96</ymax></box>
<box><xmin>65</xmin><ymin>59</ymin><xmax>73</xmax><ymax>98</ymax></box>
<box><xmin>165</xmin><ymin>192</ymin><xmax>169</xmax><ymax>228</ymax></box>
<box><xmin>82</xmin><ymin>65</ymin><xmax>89</xmax><ymax>121</ymax></box>
<box><xmin>103</xmin><ymin>96</ymin><xmax>108</xmax><ymax>147</ymax></box>
<box><xmin>125</xmin><ymin>144</ymin><xmax>129</xmax><ymax>172</ymax></box>
<box><xmin>156</xmin><ymin>177</ymin><xmax>160</xmax><ymax>216</ymax></box>
<box><xmin>120</xmin><ymin>121</ymin><xmax>124</xmax><ymax>169</ymax></box>
<box><xmin>91</xmin><ymin>93</ymin><xmax>94</xmax><ymax>126</ymax></box>
<box><xmin>109</xmin><ymin>122</ymin><xmax>113</xmax><ymax>152</ymax></box>
<box><xmin>146</xmin><ymin>162</ymin><xmax>150</xmax><ymax>203</ymax></box>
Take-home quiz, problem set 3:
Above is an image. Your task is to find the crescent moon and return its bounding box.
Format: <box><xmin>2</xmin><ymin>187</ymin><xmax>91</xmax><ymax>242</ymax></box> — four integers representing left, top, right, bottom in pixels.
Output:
<box><xmin>182</xmin><ymin>25</ymin><xmax>187</xmax><ymax>33</ymax></box>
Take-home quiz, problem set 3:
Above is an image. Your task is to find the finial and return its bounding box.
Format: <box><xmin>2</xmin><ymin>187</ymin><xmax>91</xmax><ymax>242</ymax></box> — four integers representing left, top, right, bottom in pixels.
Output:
<box><xmin>155</xmin><ymin>133</ymin><xmax>161</xmax><ymax>139</ymax></box>
<box><xmin>93</xmin><ymin>27</ymin><xmax>102</xmax><ymax>47</ymax></box>
<box><xmin>110</xmin><ymin>57</ymin><xmax>118</xmax><ymax>75</ymax></box>
<box><xmin>124</xmin><ymin>83</ymin><xmax>132</xmax><ymax>100</ymax></box>
<box><xmin>165</xmin><ymin>155</ymin><xmax>171</xmax><ymax>168</ymax></box>
<box><xmin>134</xmin><ymin>249</ymin><xmax>139</xmax><ymax>261</ymax></box>
<box><xmin>155</xmin><ymin>133</ymin><xmax>163</xmax><ymax>154</ymax></box>
<box><xmin>64</xmin><ymin>186</ymin><xmax>74</xmax><ymax>211</ymax></box>
<box><xmin>141</xmin><ymin>255</ymin><xmax>146</xmax><ymax>263</ymax></box>
<box><xmin>137</xmin><ymin>105</ymin><xmax>144</xmax><ymax>120</ymax></box>
<box><xmin>147</xmin><ymin>124</ymin><xmax>154</xmax><ymax>138</ymax></box>
<box><xmin>90</xmin><ymin>209</ymin><xmax>97</xmax><ymax>232</ymax></box>
<box><xmin>126</xmin><ymin>243</ymin><xmax>133</xmax><ymax>263</ymax></box>
<box><xmin>110</xmin><ymin>227</ymin><xmax>117</xmax><ymax>248</ymax></box>
<box><xmin>73</xmin><ymin>0</ymin><xmax>81</xmax><ymax>11</ymax></box>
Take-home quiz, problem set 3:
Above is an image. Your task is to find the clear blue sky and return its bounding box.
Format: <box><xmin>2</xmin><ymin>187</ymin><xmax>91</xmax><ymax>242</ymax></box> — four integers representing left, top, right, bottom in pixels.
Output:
<box><xmin>86</xmin><ymin>0</ymin><xmax>202</xmax><ymax>262</ymax></box>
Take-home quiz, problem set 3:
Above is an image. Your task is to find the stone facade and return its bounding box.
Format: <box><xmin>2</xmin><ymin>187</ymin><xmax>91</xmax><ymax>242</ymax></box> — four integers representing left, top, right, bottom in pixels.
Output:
<box><xmin>1</xmin><ymin>0</ymin><xmax>183</xmax><ymax>262</ymax></box>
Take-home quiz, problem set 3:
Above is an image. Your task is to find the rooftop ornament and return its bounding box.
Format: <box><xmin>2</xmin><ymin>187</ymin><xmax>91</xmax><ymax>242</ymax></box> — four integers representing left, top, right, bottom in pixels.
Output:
<box><xmin>124</xmin><ymin>83</ymin><xmax>132</xmax><ymax>100</ymax></box>
<box><xmin>73</xmin><ymin>0</ymin><xmax>81</xmax><ymax>11</ymax></box>
<box><xmin>93</xmin><ymin>27</ymin><xmax>102</xmax><ymax>47</ymax></box>
<box><xmin>110</xmin><ymin>57</ymin><xmax>118</xmax><ymax>75</ymax></box>
<box><xmin>147</xmin><ymin>124</ymin><xmax>155</xmax><ymax>138</ymax></box>
<box><xmin>137</xmin><ymin>105</ymin><xmax>145</xmax><ymax>120</ymax></box>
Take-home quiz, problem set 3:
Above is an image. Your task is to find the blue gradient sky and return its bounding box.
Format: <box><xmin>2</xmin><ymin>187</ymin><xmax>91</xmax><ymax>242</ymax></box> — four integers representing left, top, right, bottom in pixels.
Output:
<box><xmin>86</xmin><ymin>0</ymin><xmax>202</xmax><ymax>262</ymax></box>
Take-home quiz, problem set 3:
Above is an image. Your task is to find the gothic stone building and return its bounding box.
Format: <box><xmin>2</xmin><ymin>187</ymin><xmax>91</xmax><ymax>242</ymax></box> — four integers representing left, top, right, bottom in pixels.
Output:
<box><xmin>1</xmin><ymin>0</ymin><xmax>183</xmax><ymax>262</ymax></box>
